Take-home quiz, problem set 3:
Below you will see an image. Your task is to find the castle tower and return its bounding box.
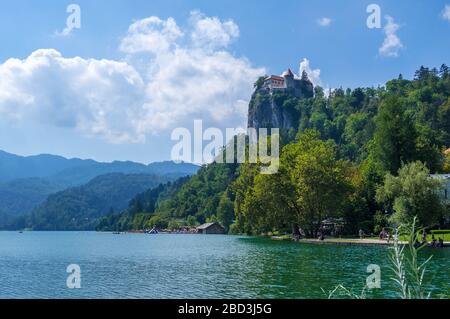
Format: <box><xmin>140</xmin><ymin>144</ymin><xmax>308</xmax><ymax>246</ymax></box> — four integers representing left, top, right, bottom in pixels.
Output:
<box><xmin>282</xmin><ymin>68</ymin><xmax>295</xmax><ymax>88</ymax></box>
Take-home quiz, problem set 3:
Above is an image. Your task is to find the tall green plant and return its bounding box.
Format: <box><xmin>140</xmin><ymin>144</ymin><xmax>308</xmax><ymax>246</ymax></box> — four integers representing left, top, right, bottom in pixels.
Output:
<box><xmin>389</xmin><ymin>217</ymin><xmax>433</xmax><ymax>299</ymax></box>
<box><xmin>326</xmin><ymin>217</ymin><xmax>436</xmax><ymax>299</ymax></box>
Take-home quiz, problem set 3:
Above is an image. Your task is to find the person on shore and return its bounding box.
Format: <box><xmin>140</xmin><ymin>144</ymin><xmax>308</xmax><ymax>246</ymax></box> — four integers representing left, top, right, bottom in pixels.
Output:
<box><xmin>437</xmin><ymin>237</ymin><xmax>444</xmax><ymax>248</ymax></box>
<box><xmin>379</xmin><ymin>228</ymin><xmax>386</xmax><ymax>240</ymax></box>
<box><xmin>421</xmin><ymin>230</ymin><xmax>427</xmax><ymax>244</ymax></box>
<box><xmin>430</xmin><ymin>237</ymin><xmax>437</xmax><ymax>248</ymax></box>
<box><xmin>386</xmin><ymin>231</ymin><xmax>391</xmax><ymax>244</ymax></box>
<box><xmin>359</xmin><ymin>229</ymin><xmax>364</xmax><ymax>239</ymax></box>
<box><xmin>318</xmin><ymin>231</ymin><xmax>324</xmax><ymax>241</ymax></box>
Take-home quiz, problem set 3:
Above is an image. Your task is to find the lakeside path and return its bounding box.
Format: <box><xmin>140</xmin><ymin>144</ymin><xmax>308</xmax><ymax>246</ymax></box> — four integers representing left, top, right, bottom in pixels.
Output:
<box><xmin>296</xmin><ymin>238</ymin><xmax>395</xmax><ymax>246</ymax></box>
<box><xmin>272</xmin><ymin>237</ymin><xmax>450</xmax><ymax>247</ymax></box>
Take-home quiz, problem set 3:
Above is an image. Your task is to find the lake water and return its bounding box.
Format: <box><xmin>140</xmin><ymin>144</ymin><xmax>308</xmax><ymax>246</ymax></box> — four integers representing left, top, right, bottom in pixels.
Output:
<box><xmin>0</xmin><ymin>232</ymin><xmax>448</xmax><ymax>299</ymax></box>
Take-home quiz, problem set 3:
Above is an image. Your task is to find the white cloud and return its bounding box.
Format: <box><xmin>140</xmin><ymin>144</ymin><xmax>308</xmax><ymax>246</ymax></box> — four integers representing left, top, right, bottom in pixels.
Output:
<box><xmin>121</xmin><ymin>11</ymin><xmax>263</xmax><ymax>134</ymax></box>
<box><xmin>299</xmin><ymin>58</ymin><xmax>322</xmax><ymax>87</ymax></box>
<box><xmin>379</xmin><ymin>15</ymin><xmax>403</xmax><ymax>58</ymax></box>
<box><xmin>190</xmin><ymin>10</ymin><xmax>240</xmax><ymax>49</ymax></box>
<box><xmin>119</xmin><ymin>16</ymin><xmax>183</xmax><ymax>54</ymax></box>
<box><xmin>442</xmin><ymin>5</ymin><xmax>450</xmax><ymax>22</ymax></box>
<box><xmin>139</xmin><ymin>48</ymin><xmax>263</xmax><ymax>133</ymax></box>
<box><xmin>0</xmin><ymin>12</ymin><xmax>264</xmax><ymax>144</ymax></box>
<box><xmin>0</xmin><ymin>49</ymin><xmax>145</xmax><ymax>143</ymax></box>
<box><xmin>317</xmin><ymin>17</ymin><xmax>332</xmax><ymax>27</ymax></box>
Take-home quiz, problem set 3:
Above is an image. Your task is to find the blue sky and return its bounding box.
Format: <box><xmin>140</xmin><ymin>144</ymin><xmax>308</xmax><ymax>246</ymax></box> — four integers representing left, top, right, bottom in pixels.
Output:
<box><xmin>0</xmin><ymin>0</ymin><xmax>449</xmax><ymax>163</ymax></box>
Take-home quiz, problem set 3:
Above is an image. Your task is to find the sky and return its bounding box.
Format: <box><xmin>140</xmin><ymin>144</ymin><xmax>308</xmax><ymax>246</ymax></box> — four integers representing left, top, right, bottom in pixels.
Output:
<box><xmin>0</xmin><ymin>0</ymin><xmax>449</xmax><ymax>164</ymax></box>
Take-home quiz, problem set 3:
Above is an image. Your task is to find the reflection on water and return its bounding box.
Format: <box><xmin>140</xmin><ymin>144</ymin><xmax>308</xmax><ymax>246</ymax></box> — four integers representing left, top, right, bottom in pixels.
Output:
<box><xmin>0</xmin><ymin>232</ymin><xmax>448</xmax><ymax>298</ymax></box>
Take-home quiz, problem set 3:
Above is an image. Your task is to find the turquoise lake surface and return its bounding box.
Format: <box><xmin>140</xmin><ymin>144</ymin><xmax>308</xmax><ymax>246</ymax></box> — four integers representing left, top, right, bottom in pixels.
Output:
<box><xmin>0</xmin><ymin>232</ymin><xmax>448</xmax><ymax>299</ymax></box>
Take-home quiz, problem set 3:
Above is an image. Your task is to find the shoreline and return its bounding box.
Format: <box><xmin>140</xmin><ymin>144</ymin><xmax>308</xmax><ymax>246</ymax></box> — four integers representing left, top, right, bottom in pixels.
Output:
<box><xmin>6</xmin><ymin>231</ymin><xmax>450</xmax><ymax>247</ymax></box>
<box><xmin>272</xmin><ymin>236</ymin><xmax>450</xmax><ymax>247</ymax></box>
<box><xmin>294</xmin><ymin>238</ymin><xmax>395</xmax><ymax>246</ymax></box>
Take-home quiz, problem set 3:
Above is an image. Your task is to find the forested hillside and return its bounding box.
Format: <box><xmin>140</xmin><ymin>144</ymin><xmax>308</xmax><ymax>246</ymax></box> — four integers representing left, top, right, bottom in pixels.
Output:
<box><xmin>0</xmin><ymin>178</ymin><xmax>66</xmax><ymax>229</ymax></box>
<box><xmin>101</xmin><ymin>65</ymin><xmax>450</xmax><ymax>235</ymax></box>
<box><xmin>97</xmin><ymin>163</ymin><xmax>239</xmax><ymax>231</ymax></box>
<box><xmin>0</xmin><ymin>150</ymin><xmax>199</xmax><ymax>229</ymax></box>
<box><xmin>27</xmin><ymin>173</ymin><xmax>173</xmax><ymax>230</ymax></box>
<box><xmin>96</xmin><ymin>176</ymin><xmax>190</xmax><ymax>231</ymax></box>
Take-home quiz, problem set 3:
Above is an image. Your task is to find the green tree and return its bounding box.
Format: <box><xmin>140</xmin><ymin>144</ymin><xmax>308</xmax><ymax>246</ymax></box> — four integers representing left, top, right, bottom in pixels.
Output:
<box><xmin>254</xmin><ymin>75</ymin><xmax>267</xmax><ymax>89</ymax></box>
<box><xmin>444</xmin><ymin>150</ymin><xmax>450</xmax><ymax>173</ymax></box>
<box><xmin>242</xmin><ymin>166</ymin><xmax>297</xmax><ymax>234</ymax></box>
<box><xmin>342</xmin><ymin>112</ymin><xmax>374</xmax><ymax>162</ymax></box>
<box><xmin>216</xmin><ymin>192</ymin><xmax>234</xmax><ymax>231</ymax></box>
<box><xmin>376</xmin><ymin>161</ymin><xmax>444</xmax><ymax>226</ymax></box>
<box><xmin>146</xmin><ymin>214</ymin><xmax>168</xmax><ymax>229</ymax></box>
<box><xmin>168</xmin><ymin>219</ymin><xmax>182</xmax><ymax>230</ymax></box>
<box><xmin>231</xmin><ymin>163</ymin><xmax>260</xmax><ymax>234</ymax></box>
<box><xmin>371</xmin><ymin>95</ymin><xmax>417</xmax><ymax>174</ymax></box>
<box><xmin>284</xmin><ymin>130</ymin><xmax>353</xmax><ymax>236</ymax></box>
<box><xmin>240</xmin><ymin>130</ymin><xmax>352</xmax><ymax>237</ymax></box>
<box><xmin>186</xmin><ymin>215</ymin><xmax>198</xmax><ymax>227</ymax></box>
<box><xmin>373</xmin><ymin>211</ymin><xmax>388</xmax><ymax>234</ymax></box>
<box><xmin>438</xmin><ymin>97</ymin><xmax>450</xmax><ymax>146</ymax></box>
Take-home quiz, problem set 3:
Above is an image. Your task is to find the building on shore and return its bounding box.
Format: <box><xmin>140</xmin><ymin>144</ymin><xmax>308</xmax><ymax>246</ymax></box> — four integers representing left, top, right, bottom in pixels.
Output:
<box><xmin>321</xmin><ymin>218</ymin><xmax>345</xmax><ymax>237</ymax></box>
<box><xmin>431</xmin><ymin>174</ymin><xmax>450</xmax><ymax>203</ymax></box>
<box><xmin>431</xmin><ymin>174</ymin><xmax>450</xmax><ymax>226</ymax></box>
<box><xmin>196</xmin><ymin>222</ymin><xmax>226</xmax><ymax>235</ymax></box>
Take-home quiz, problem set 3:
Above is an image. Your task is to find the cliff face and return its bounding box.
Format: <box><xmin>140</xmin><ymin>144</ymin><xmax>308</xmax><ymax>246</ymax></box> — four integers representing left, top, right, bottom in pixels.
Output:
<box><xmin>247</xmin><ymin>81</ymin><xmax>314</xmax><ymax>131</ymax></box>
<box><xmin>247</xmin><ymin>90</ymin><xmax>293</xmax><ymax>130</ymax></box>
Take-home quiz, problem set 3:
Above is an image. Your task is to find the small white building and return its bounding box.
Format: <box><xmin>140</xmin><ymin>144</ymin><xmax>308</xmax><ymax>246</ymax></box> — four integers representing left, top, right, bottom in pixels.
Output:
<box><xmin>431</xmin><ymin>174</ymin><xmax>450</xmax><ymax>203</ymax></box>
<box><xmin>263</xmin><ymin>75</ymin><xmax>286</xmax><ymax>89</ymax></box>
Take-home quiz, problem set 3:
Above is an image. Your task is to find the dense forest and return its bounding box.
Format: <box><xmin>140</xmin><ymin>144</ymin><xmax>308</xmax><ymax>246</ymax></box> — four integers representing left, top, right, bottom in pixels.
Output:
<box><xmin>0</xmin><ymin>177</ymin><xmax>66</xmax><ymax>228</ymax></box>
<box><xmin>99</xmin><ymin>65</ymin><xmax>450</xmax><ymax>235</ymax></box>
<box><xmin>96</xmin><ymin>165</ymin><xmax>238</xmax><ymax>231</ymax></box>
<box><xmin>26</xmin><ymin>173</ymin><xmax>174</xmax><ymax>230</ymax></box>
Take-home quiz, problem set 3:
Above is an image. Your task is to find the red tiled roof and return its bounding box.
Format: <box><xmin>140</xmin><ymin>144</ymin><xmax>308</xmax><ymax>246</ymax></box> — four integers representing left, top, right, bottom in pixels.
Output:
<box><xmin>265</xmin><ymin>75</ymin><xmax>284</xmax><ymax>81</ymax></box>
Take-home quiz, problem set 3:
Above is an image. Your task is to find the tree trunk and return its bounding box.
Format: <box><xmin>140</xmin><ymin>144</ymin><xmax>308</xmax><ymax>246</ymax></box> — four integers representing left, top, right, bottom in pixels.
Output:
<box><xmin>291</xmin><ymin>223</ymin><xmax>300</xmax><ymax>235</ymax></box>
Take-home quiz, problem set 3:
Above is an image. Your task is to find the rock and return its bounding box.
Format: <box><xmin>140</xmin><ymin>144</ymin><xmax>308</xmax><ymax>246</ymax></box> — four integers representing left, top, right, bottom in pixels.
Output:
<box><xmin>247</xmin><ymin>78</ymin><xmax>313</xmax><ymax>131</ymax></box>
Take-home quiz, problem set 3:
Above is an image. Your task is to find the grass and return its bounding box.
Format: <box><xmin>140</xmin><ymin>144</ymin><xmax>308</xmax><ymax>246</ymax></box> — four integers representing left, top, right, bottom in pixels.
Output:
<box><xmin>366</xmin><ymin>230</ymin><xmax>450</xmax><ymax>242</ymax></box>
<box><xmin>271</xmin><ymin>229</ymin><xmax>450</xmax><ymax>243</ymax></box>
<box><xmin>399</xmin><ymin>230</ymin><xmax>450</xmax><ymax>242</ymax></box>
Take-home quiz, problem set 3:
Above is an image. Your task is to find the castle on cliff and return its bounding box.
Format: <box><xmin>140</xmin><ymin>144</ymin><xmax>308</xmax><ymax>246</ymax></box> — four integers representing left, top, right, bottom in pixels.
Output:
<box><xmin>263</xmin><ymin>69</ymin><xmax>295</xmax><ymax>90</ymax></box>
<box><xmin>248</xmin><ymin>68</ymin><xmax>315</xmax><ymax>131</ymax></box>
<box><xmin>262</xmin><ymin>68</ymin><xmax>314</xmax><ymax>98</ymax></box>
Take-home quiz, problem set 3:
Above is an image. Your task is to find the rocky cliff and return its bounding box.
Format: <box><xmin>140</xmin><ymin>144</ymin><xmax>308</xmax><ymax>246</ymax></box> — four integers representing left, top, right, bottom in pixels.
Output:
<box><xmin>247</xmin><ymin>81</ymin><xmax>314</xmax><ymax>131</ymax></box>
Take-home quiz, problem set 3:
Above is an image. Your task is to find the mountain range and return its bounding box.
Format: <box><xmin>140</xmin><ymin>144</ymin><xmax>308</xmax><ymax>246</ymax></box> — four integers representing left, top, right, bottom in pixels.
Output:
<box><xmin>0</xmin><ymin>150</ymin><xmax>198</xmax><ymax>184</ymax></box>
<box><xmin>0</xmin><ymin>150</ymin><xmax>199</xmax><ymax>229</ymax></box>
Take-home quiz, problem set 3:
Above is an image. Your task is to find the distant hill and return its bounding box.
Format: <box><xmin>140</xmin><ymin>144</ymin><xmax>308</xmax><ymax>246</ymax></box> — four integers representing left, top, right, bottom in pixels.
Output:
<box><xmin>0</xmin><ymin>178</ymin><xmax>66</xmax><ymax>222</ymax></box>
<box><xmin>27</xmin><ymin>173</ymin><xmax>174</xmax><ymax>230</ymax></box>
<box><xmin>0</xmin><ymin>150</ymin><xmax>93</xmax><ymax>183</ymax></box>
<box><xmin>0</xmin><ymin>150</ymin><xmax>199</xmax><ymax>185</ymax></box>
<box><xmin>0</xmin><ymin>150</ymin><xmax>199</xmax><ymax>229</ymax></box>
